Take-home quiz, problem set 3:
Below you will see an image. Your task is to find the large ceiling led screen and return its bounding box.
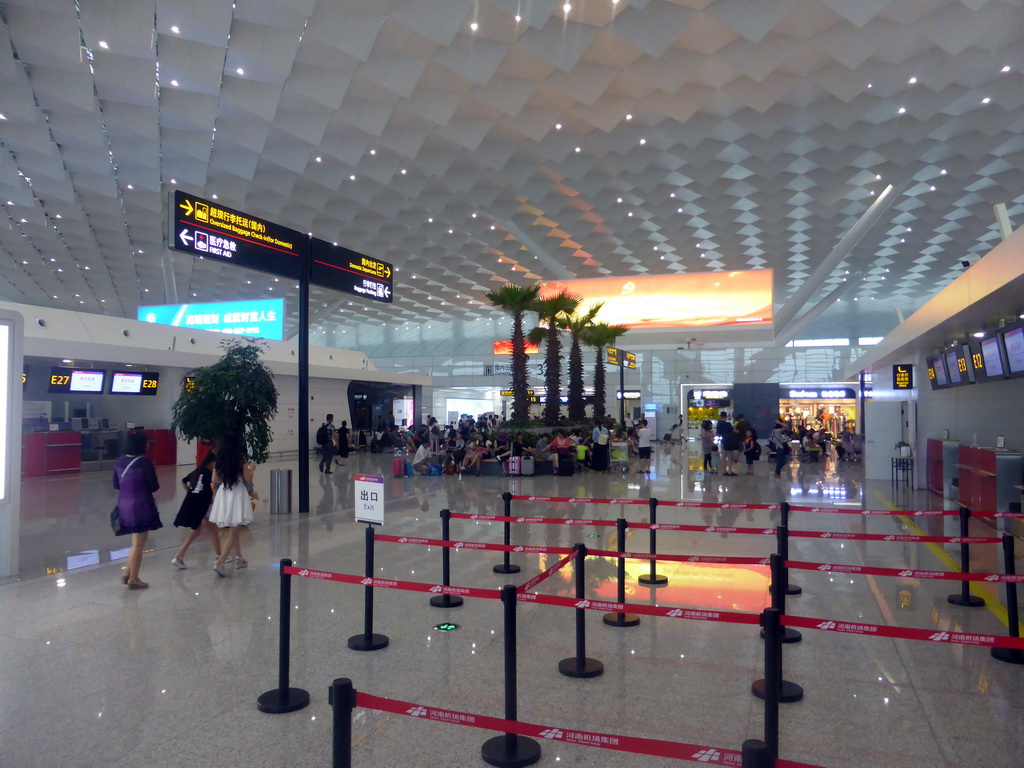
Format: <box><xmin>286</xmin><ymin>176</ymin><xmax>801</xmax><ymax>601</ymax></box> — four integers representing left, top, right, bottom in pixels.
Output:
<box><xmin>538</xmin><ymin>271</ymin><xmax>772</xmax><ymax>329</ymax></box>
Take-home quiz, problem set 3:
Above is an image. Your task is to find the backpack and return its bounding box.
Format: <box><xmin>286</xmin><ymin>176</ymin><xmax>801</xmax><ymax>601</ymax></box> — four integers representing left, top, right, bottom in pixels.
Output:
<box><xmin>316</xmin><ymin>424</ymin><xmax>330</xmax><ymax>446</ymax></box>
<box><xmin>752</xmin><ymin>441</ymin><xmax>762</xmax><ymax>459</ymax></box>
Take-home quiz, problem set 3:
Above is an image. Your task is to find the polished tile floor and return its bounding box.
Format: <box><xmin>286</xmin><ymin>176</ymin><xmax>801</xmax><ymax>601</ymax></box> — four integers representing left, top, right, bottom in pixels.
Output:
<box><xmin>2</xmin><ymin>445</ymin><xmax>1022</xmax><ymax>767</ymax></box>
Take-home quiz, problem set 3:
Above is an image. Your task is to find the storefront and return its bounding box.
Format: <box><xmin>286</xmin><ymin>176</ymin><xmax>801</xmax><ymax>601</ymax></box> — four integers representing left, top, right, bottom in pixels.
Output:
<box><xmin>777</xmin><ymin>384</ymin><xmax>857</xmax><ymax>435</ymax></box>
<box><xmin>683</xmin><ymin>386</ymin><xmax>732</xmax><ymax>440</ymax></box>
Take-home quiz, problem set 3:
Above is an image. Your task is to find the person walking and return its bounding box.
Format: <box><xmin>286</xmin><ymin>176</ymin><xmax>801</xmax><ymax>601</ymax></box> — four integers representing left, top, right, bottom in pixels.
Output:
<box><xmin>770</xmin><ymin>420</ymin><xmax>790</xmax><ymax>477</ymax></box>
<box><xmin>170</xmin><ymin>450</ymin><xmax>222</xmax><ymax>569</ymax></box>
<box><xmin>209</xmin><ymin>434</ymin><xmax>256</xmax><ymax>576</ymax></box>
<box><xmin>318</xmin><ymin>414</ymin><xmax>337</xmax><ymax>474</ymax></box>
<box><xmin>699</xmin><ymin>419</ymin><xmax>717</xmax><ymax>473</ymax></box>
<box><xmin>113</xmin><ymin>431</ymin><xmax>162</xmax><ymax>589</ymax></box>
<box><xmin>635</xmin><ymin>418</ymin><xmax>653</xmax><ymax>474</ymax></box>
<box><xmin>336</xmin><ymin>420</ymin><xmax>351</xmax><ymax>467</ymax></box>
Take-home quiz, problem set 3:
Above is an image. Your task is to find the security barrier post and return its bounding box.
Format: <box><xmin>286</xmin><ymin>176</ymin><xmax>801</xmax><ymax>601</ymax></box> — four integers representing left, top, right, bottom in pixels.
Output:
<box><xmin>257</xmin><ymin>558</ymin><xmax>311</xmax><ymax>713</ymax></box>
<box><xmin>559</xmin><ymin>544</ymin><xmax>604</xmax><ymax>678</ymax></box>
<box><xmin>778</xmin><ymin>502</ymin><xmax>801</xmax><ymax>595</ymax></box>
<box><xmin>948</xmin><ymin>507</ymin><xmax>985</xmax><ymax>607</ymax></box>
<box><xmin>481</xmin><ymin>585</ymin><xmax>542</xmax><ymax>767</ymax></box>
<box><xmin>329</xmin><ymin>678</ymin><xmax>355</xmax><ymax>768</ymax></box>
<box><xmin>431</xmin><ymin>508</ymin><xmax>464</xmax><ymax>608</ymax></box>
<box><xmin>638</xmin><ymin>497</ymin><xmax>667</xmax><ymax>586</ymax></box>
<box><xmin>494</xmin><ymin>491</ymin><xmax>521</xmax><ymax>574</ymax></box>
<box><xmin>761</xmin><ymin>546</ymin><xmax>801</xmax><ymax>645</ymax></box>
<box><xmin>752</xmin><ymin>604</ymin><xmax>804</xmax><ymax>705</ymax></box>
<box><xmin>602</xmin><ymin>518</ymin><xmax>640</xmax><ymax>627</ymax></box>
<box><xmin>347</xmin><ymin>526</ymin><xmax>390</xmax><ymax>651</ymax></box>
<box><xmin>992</xmin><ymin>534</ymin><xmax>1024</xmax><ymax>665</ymax></box>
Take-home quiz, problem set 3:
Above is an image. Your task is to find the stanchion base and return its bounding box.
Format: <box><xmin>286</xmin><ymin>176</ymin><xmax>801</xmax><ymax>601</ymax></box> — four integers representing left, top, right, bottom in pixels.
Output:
<box><xmin>786</xmin><ymin>584</ymin><xmax>802</xmax><ymax>596</ymax></box>
<box><xmin>760</xmin><ymin>627</ymin><xmax>802</xmax><ymax>644</ymax></box>
<box><xmin>481</xmin><ymin>734</ymin><xmax>541</xmax><ymax>768</ymax></box>
<box><xmin>947</xmin><ymin>593</ymin><xmax>985</xmax><ymax>607</ymax></box>
<box><xmin>558</xmin><ymin>656</ymin><xmax>604</xmax><ymax>678</ymax></box>
<box><xmin>602</xmin><ymin>612</ymin><xmax>640</xmax><ymax>627</ymax></box>
<box><xmin>493</xmin><ymin>564</ymin><xmax>521</xmax><ymax>574</ymax></box>
<box><xmin>347</xmin><ymin>633</ymin><xmax>390</xmax><ymax>651</ymax></box>
<box><xmin>741</xmin><ymin>739</ymin><xmax>771</xmax><ymax>768</ymax></box>
<box><xmin>429</xmin><ymin>594</ymin><xmax>465</xmax><ymax>608</ymax></box>
<box><xmin>991</xmin><ymin>647</ymin><xmax>1024</xmax><ymax>665</ymax></box>
<box><xmin>256</xmin><ymin>686</ymin><xmax>311</xmax><ymax>714</ymax></box>
<box><xmin>751</xmin><ymin>678</ymin><xmax>804</xmax><ymax>703</ymax></box>
<box><xmin>638</xmin><ymin>574</ymin><xmax>668</xmax><ymax>586</ymax></box>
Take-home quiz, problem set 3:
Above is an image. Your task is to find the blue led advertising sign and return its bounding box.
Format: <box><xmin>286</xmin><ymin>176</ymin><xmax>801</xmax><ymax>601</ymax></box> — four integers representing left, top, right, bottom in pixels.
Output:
<box><xmin>138</xmin><ymin>299</ymin><xmax>285</xmax><ymax>341</ymax></box>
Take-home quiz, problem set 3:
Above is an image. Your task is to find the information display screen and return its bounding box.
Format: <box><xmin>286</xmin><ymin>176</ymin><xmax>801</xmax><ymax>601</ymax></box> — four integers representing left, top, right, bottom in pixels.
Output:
<box><xmin>109</xmin><ymin>371</ymin><xmax>159</xmax><ymax>396</ymax></box>
<box><xmin>943</xmin><ymin>350</ymin><xmax>963</xmax><ymax>386</ymax></box>
<box><xmin>955</xmin><ymin>344</ymin><xmax>975</xmax><ymax>384</ymax></box>
<box><xmin>48</xmin><ymin>367</ymin><xmax>106</xmax><ymax>393</ymax></box>
<box><xmin>1001</xmin><ymin>326</ymin><xmax>1024</xmax><ymax>376</ymax></box>
<box><xmin>926</xmin><ymin>356</ymin><xmax>947</xmax><ymax>390</ymax></box>
<box><xmin>981</xmin><ymin>337</ymin><xmax>1006</xmax><ymax>379</ymax></box>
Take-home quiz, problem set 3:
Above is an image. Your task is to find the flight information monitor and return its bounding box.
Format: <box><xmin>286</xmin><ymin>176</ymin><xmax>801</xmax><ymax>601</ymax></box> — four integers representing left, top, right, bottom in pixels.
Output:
<box><xmin>109</xmin><ymin>371</ymin><xmax>160</xmax><ymax>396</ymax></box>
<box><xmin>48</xmin><ymin>368</ymin><xmax>106</xmax><ymax>394</ymax></box>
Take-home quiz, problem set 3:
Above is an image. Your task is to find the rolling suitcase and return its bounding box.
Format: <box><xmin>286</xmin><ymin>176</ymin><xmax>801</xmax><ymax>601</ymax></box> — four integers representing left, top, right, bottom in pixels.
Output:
<box><xmin>509</xmin><ymin>456</ymin><xmax>521</xmax><ymax>476</ymax></box>
<box><xmin>557</xmin><ymin>454</ymin><xmax>574</xmax><ymax>476</ymax></box>
<box><xmin>393</xmin><ymin>458</ymin><xmax>405</xmax><ymax>477</ymax></box>
<box><xmin>405</xmin><ymin>460</ymin><xmax>414</xmax><ymax>477</ymax></box>
<box><xmin>521</xmin><ymin>456</ymin><xmax>535</xmax><ymax>476</ymax></box>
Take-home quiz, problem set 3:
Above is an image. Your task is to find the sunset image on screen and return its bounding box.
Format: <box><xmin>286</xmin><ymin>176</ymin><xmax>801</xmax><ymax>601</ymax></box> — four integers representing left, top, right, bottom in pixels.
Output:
<box><xmin>539</xmin><ymin>270</ymin><xmax>772</xmax><ymax>329</ymax></box>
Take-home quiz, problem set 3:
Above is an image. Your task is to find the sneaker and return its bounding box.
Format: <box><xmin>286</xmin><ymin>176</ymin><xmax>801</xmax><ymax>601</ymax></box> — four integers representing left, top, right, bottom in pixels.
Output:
<box><xmin>171</xmin><ymin>557</ymin><xmax>187</xmax><ymax>570</ymax></box>
<box><xmin>213</xmin><ymin>562</ymin><xmax>227</xmax><ymax>577</ymax></box>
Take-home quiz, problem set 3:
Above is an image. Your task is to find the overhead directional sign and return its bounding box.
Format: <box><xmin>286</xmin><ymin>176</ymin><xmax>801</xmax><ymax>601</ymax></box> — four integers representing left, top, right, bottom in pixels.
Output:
<box><xmin>170</xmin><ymin>191</ymin><xmax>306</xmax><ymax>279</ymax></box>
<box><xmin>310</xmin><ymin>238</ymin><xmax>394</xmax><ymax>304</ymax></box>
<box><xmin>607</xmin><ymin>347</ymin><xmax>637</xmax><ymax>369</ymax></box>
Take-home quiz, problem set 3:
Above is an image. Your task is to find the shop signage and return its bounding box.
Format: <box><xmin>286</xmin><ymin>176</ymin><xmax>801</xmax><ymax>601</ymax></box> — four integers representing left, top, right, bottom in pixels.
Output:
<box><xmin>499</xmin><ymin>389</ymin><xmax>534</xmax><ymax>397</ymax></box>
<box><xmin>616</xmin><ymin>390</ymin><xmax>641</xmax><ymax>400</ymax></box>
<box><xmin>892</xmin><ymin>365</ymin><xmax>913</xmax><ymax>390</ymax></box>
<box><xmin>138</xmin><ymin>299</ymin><xmax>285</xmax><ymax>341</ymax></box>
<box><xmin>785</xmin><ymin>388</ymin><xmax>856</xmax><ymax>399</ymax></box>
<box><xmin>310</xmin><ymin>238</ymin><xmax>393</xmax><ymax>304</ymax></box>
<box><xmin>690</xmin><ymin>389</ymin><xmax>730</xmax><ymax>400</ymax></box>
<box><xmin>170</xmin><ymin>191</ymin><xmax>306</xmax><ymax>279</ymax></box>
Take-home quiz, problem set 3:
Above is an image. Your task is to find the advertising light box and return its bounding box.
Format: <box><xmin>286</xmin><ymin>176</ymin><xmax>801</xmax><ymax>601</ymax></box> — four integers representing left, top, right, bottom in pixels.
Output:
<box><xmin>138</xmin><ymin>299</ymin><xmax>284</xmax><ymax>341</ymax></box>
<box><xmin>539</xmin><ymin>270</ymin><xmax>772</xmax><ymax>329</ymax></box>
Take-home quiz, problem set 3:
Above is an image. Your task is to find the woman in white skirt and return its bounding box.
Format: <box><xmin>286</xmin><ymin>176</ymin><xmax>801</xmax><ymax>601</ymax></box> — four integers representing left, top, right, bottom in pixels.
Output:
<box><xmin>208</xmin><ymin>433</ymin><xmax>256</xmax><ymax>576</ymax></box>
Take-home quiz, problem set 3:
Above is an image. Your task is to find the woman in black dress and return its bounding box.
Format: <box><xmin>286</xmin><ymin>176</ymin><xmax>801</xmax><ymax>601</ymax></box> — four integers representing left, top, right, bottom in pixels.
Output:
<box><xmin>170</xmin><ymin>451</ymin><xmax>222</xmax><ymax>569</ymax></box>
<box><xmin>335</xmin><ymin>420</ymin><xmax>351</xmax><ymax>467</ymax></box>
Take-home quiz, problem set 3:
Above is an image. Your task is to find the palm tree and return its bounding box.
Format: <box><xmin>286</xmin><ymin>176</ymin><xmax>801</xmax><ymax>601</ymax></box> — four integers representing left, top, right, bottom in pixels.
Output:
<box><xmin>564</xmin><ymin>302</ymin><xmax>604</xmax><ymax>422</ymax></box>
<box><xmin>528</xmin><ymin>291</ymin><xmax>580</xmax><ymax>424</ymax></box>
<box><xmin>485</xmin><ymin>283</ymin><xmax>541</xmax><ymax>423</ymax></box>
<box><xmin>580</xmin><ymin>321</ymin><xmax>629</xmax><ymax>422</ymax></box>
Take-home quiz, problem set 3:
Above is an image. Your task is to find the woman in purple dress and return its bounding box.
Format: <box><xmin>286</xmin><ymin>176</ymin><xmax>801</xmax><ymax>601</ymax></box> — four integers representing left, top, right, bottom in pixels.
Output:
<box><xmin>113</xmin><ymin>431</ymin><xmax>162</xmax><ymax>589</ymax></box>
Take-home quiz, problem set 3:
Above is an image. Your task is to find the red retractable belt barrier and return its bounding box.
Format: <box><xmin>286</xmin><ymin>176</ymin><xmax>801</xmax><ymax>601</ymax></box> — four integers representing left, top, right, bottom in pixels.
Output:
<box><xmin>788</xmin><ymin>505</ymin><xmax>1024</xmax><ymax>518</ymax></box>
<box><xmin>355</xmin><ymin>692</ymin><xmax>822</xmax><ymax>767</ymax></box>
<box><xmin>787</xmin><ymin>559</ymin><xmax>1024</xmax><ymax>583</ymax></box>
<box><xmin>631</xmin><ymin>521</ymin><xmax>777</xmax><ymax>536</ymax></box>
<box><xmin>515</xmin><ymin>590</ymin><xmax>761</xmax><ymax>625</ymax></box>
<box><xmin>518</xmin><ymin>550</ymin><xmax>576</xmax><ymax>594</ymax></box>
<box><xmin>282</xmin><ymin>565</ymin><xmax>499</xmax><ymax>601</ymax></box>
<box><xmin>452</xmin><ymin>512</ymin><xmax>619</xmax><ymax>527</ymax></box>
<box><xmin>375</xmin><ymin>533</ymin><xmax>575</xmax><ymax>557</ymax></box>
<box><xmin>783</xmin><ymin>615</ymin><xmax>1024</xmax><ymax>649</ymax></box>
<box><xmin>788</xmin><ymin>530</ymin><xmax>1001</xmax><ymax>544</ymax></box>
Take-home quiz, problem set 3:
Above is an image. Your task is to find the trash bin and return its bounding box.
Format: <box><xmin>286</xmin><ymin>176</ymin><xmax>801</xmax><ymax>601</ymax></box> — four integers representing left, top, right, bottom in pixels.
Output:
<box><xmin>269</xmin><ymin>468</ymin><xmax>292</xmax><ymax>514</ymax></box>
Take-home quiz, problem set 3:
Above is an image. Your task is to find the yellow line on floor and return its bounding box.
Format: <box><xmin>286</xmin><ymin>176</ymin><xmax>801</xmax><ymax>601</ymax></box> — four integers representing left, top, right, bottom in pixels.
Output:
<box><xmin>870</xmin><ymin>489</ymin><xmax>1021</xmax><ymax>632</ymax></box>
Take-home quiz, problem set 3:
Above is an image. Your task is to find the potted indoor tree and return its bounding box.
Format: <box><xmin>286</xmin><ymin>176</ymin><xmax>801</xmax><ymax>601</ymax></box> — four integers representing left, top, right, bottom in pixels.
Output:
<box><xmin>171</xmin><ymin>338</ymin><xmax>279</xmax><ymax>463</ymax></box>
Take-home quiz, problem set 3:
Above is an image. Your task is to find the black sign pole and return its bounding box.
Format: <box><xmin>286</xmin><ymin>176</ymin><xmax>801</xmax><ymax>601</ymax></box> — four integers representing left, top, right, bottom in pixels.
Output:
<box><xmin>619</xmin><ymin>361</ymin><xmax>625</xmax><ymax>427</ymax></box>
<box><xmin>298</xmin><ymin>242</ymin><xmax>310</xmax><ymax>514</ymax></box>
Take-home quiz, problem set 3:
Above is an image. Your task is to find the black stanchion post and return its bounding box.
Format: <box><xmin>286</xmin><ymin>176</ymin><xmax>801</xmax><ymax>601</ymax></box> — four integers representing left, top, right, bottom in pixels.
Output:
<box><xmin>431</xmin><ymin>509</ymin><xmax>465</xmax><ymax>608</ymax></box>
<box><xmin>948</xmin><ymin>507</ymin><xmax>985</xmax><ymax>607</ymax></box>
<box><xmin>752</xmin><ymin>605</ymin><xmax>804</xmax><ymax>706</ymax></box>
<box><xmin>257</xmin><ymin>558</ymin><xmax>311</xmax><ymax>713</ymax></box>
<box><xmin>482</xmin><ymin>585</ymin><xmax>541</xmax><ymax>768</ymax></box>
<box><xmin>761</xmin><ymin>546</ymin><xmax>801</xmax><ymax>645</ymax></box>
<box><xmin>329</xmin><ymin>678</ymin><xmax>355</xmax><ymax>768</ymax></box>
<box><xmin>559</xmin><ymin>544</ymin><xmax>604</xmax><ymax>678</ymax></box>
<box><xmin>603</xmin><ymin>518</ymin><xmax>640</xmax><ymax>627</ymax></box>
<box><xmin>494</xmin><ymin>491</ymin><xmax>521</xmax><ymax>575</ymax></box>
<box><xmin>779</xmin><ymin>502</ymin><xmax>801</xmax><ymax>596</ymax></box>
<box><xmin>638</xmin><ymin>497</ymin><xmax>667</xmax><ymax>587</ymax></box>
<box><xmin>740</xmin><ymin>738</ymin><xmax>772</xmax><ymax>768</ymax></box>
<box><xmin>347</xmin><ymin>526</ymin><xmax>390</xmax><ymax>651</ymax></box>
<box><xmin>992</xmin><ymin>534</ymin><xmax>1024</xmax><ymax>665</ymax></box>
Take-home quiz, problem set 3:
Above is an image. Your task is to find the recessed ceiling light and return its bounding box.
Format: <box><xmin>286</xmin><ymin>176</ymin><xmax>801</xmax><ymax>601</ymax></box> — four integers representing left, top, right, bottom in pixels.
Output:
<box><xmin>574</xmin><ymin>146</ymin><xmax>580</xmax><ymax>152</ymax></box>
<box><xmin>349</xmin><ymin>174</ymin><xmax>356</xmax><ymax>180</ymax></box>
<box><xmin>867</xmin><ymin>83</ymin><xmax>873</xmax><ymax>88</ymax></box>
<box><xmin>236</xmin><ymin>68</ymin><xmax>245</xmax><ymax>75</ymax></box>
<box><xmin>400</xmin><ymin>168</ymin><xmax>407</xmax><ymax>174</ymax></box>
<box><xmin>315</xmin><ymin>156</ymin><xmax>321</xmax><ymax>163</ymax></box>
<box><xmin>0</xmin><ymin>114</ymin><xmax>6</xmax><ymax>120</ymax></box>
<box><xmin>940</xmin><ymin>169</ymin><xmax>947</xmax><ymax>175</ymax></box>
<box><xmin>639</xmin><ymin>138</ymin><xmax>646</xmax><ymax>145</ymax></box>
<box><xmin>171</xmin><ymin>25</ymin><xmax>180</xmax><ymax>34</ymax></box>
<box><xmin>563</xmin><ymin>3</ymin><xmax>571</xmax><ymax>12</ymax></box>
<box><xmin>515</xmin><ymin>14</ymin><xmax>521</xmax><ymax>22</ymax></box>
<box><xmin>875</xmin><ymin>174</ymin><xmax>881</xmax><ymax>180</ymax></box>
<box><xmin>617</xmin><ymin>197</ymin><xmax>623</xmax><ymax>203</ymax></box>
<box><xmin>369</xmin><ymin>149</ymin><xmax>376</xmax><ymax>155</ymax></box>
<box><xmin>929</xmin><ymin>185</ymin><xmax>936</xmax><ymax>191</ymax></box>
<box><xmin>470</xmin><ymin>21</ymin><xmax>478</xmax><ymax>31</ymax></box>
<box><xmin>170</xmin><ymin>79</ymin><xmax>179</xmax><ymax>87</ymax></box>
<box><xmin>897</xmin><ymin>106</ymin><xmax>906</xmax><ymax>114</ymax></box>
<box><xmin>1002</xmin><ymin>65</ymin><xmax>1011</xmax><ymax>73</ymax></box>
<box><xmin>427</xmin><ymin>218</ymin><xmax>433</xmax><ymax>223</ymax></box>
<box><xmin>98</xmin><ymin>41</ymin><xmax>109</xmax><ymax>49</ymax></box>
<box><xmin>908</xmin><ymin>76</ymin><xmax>917</xmax><ymax>84</ymax></box>
<box><xmin>126</xmin><ymin>184</ymin><xmax>134</xmax><ymax>189</ymax></box>
<box><xmin>170</xmin><ymin>179</ymin><xmax>176</xmax><ymax>184</ymax></box>
<box><xmin>981</xmin><ymin>97</ymin><xmax>991</xmax><ymax>104</ymax></box>
<box><xmin>973</xmin><ymin>331</ymin><xmax>985</xmax><ymax>338</ymax></box>
<box><xmin>625</xmin><ymin>113</ymin><xmax>632</xmax><ymax>120</ymax></box>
